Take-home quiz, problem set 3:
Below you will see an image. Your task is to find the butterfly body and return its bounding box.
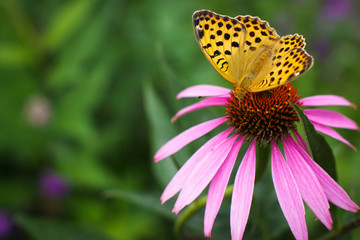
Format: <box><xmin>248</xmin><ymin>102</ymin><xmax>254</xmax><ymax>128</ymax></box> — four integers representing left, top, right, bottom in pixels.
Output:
<box><xmin>193</xmin><ymin>10</ymin><xmax>313</xmax><ymax>99</ymax></box>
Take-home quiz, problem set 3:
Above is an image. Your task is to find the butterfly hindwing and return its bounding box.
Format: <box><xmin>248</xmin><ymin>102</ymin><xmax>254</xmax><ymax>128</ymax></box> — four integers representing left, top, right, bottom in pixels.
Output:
<box><xmin>249</xmin><ymin>47</ymin><xmax>313</xmax><ymax>92</ymax></box>
<box><xmin>267</xmin><ymin>34</ymin><xmax>306</xmax><ymax>64</ymax></box>
<box><xmin>193</xmin><ymin>10</ymin><xmax>247</xmax><ymax>84</ymax></box>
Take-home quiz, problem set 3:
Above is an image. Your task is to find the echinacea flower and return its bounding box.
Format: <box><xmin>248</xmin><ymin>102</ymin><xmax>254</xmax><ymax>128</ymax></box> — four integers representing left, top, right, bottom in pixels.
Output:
<box><xmin>154</xmin><ymin>83</ymin><xmax>359</xmax><ymax>240</ymax></box>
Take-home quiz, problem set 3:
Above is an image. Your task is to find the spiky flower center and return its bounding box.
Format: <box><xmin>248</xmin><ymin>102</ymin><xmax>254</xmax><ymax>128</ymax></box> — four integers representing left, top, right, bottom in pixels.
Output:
<box><xmin>225</xmin><ymin>83</ymin><xmax>301</xmax><ymax>143</ymax></box>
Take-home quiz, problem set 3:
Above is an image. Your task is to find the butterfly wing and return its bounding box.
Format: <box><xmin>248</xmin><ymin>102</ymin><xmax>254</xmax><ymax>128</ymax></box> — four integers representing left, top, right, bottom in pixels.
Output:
<box><xmin>193</xmin><ymin>10</ymin><xmax>247</xmax><ymax>84</ymax></box>
<box><xmin>234</xmin><ymin>15</ymin><xmax>280</xmax><ymax>77</ymax></box>
<box><xmin>193</xmin><ymin>10</ymin><xmax>313</xmax><ymax>93</ymax></box>
<box><xmin>247</xmin><ymin>34</ymin><xmax>313</xmax><ymax>92</ymax></box>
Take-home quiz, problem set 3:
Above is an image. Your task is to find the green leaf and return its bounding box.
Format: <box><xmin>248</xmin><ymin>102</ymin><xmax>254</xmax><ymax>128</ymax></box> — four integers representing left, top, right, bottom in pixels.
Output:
<box><xmin>15</xmin><ymin>214</ymin><xmax>114</xmax><ymax>240</ymax></box>
<box><xmin>43</xmin><ymin>0</ymin><xmax>96</xmax><ymax>50</ymax></box>
<box><xmin>47</xmin><ymin>3</ymin><xmax>112</xmax><ymax>90</ymax></box>
<box><xmin>290</xmin><ymin>103</ymin><xmax>337</xmax><ymax>181</ymax></box>
<box><xmin>104</xmin><ymin>189</ymin><xmax>175</xmax><ymax>220</ymax></box>
<box><xmin>143</xmin><ymin>80</ymin><xmax>178</xmax><ymax>187</ymax></box>
<box><xmin>0</xmin><ymin>43</ymin><xmax>31</xmax><ymax>67</ymax></box>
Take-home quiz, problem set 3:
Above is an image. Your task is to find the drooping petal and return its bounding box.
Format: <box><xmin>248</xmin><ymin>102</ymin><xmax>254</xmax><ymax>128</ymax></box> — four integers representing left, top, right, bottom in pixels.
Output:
<box><xmin>271</xmin><ymin>141</ymin><xmax>307</xmax><ymax>240</ymax></box>
<box><xmin>300</xmin><ymin>95</ymin><xmax>356</xmax><ymax>108</ymax></box>
<box><xmin>160</xmin><ymin>129</ymin><xmax>232</xmax><ymax>204</ymax></box>
<box><xmin>173</xmin><ymin>133</ymin><xmax>238</xmax><ymax>214</ymax></box>
<box><xmin>284</xmin><ymin>137</ymin><xmax>333</xmax><ymax>230</ymax></box>
<box><xmin>304</xmin><ymin>109</ymin><xmax>358</xmax><ymax>130</ymax></box>
<box><xmin>176</xmin><ymin>84</ymin><xmax>231</xmax><ymax>99</ymax></box>
<box><xmin>154</xmin><ymin>117</ymin><xmax>227</xmax><ymax>162</ymax></box>
<box><xmin>311</xmin><ymin>121</ymin><xmax>356</xmax><ymax>150</ymax></box>
<box><xmin>172</xmin><ymin>96</ymin><xmax>228</xmax><ymax>121</ymax></box>
<box><xmin>230</xmin><ymin>139</ymin><xmax>256</xmax><ymax>240</ymax></box>
<box><xmin>292</xmin><ymin>129</ymin><xmax>308</xmax><ymax>151</ymax></box>
<box><xmin>291</xmin><ymin>138</ymin><xmax>360</xmax><ymax>212</ymax></box>
<box><xmin>204</xmin><ymin>136</ymin><xmax>245</xmax><ymax>237</ymax></box>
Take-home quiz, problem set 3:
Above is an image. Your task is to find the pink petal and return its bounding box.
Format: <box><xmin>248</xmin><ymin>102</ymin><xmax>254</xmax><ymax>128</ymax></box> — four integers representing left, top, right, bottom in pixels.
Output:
<box><xmin>204</xmin><ymin>136</ymin><xmax>245</xmax><ymax>237</ymax></box>
<box><xmin>172</xmin><ymin>96</ymin><xmax>228</xmax><ymax>121</ymax></box>
<box><xmin>292</xmin><ymin>129</ymin><xmax>308</xmax><ymax>151</ymax></box>
<box><xmin>160</xmin><ymin>129</ymin><xmax>232</xmax><ymax>204</ymax></box>
<box><xmin>311</xmin><ymin>121</ymin><xmax>356</xmax><ymax>150</ymax></box>
<box><xmin>173</xmin><ymin>133</ymin><xmax>238</xmax><ymax>213</ymax></box>
<box><xmin>271</xmin><ymin>141</ymin><xmax>307</xmax><ymax>240</ymax></box>
<box><xmin>300</xmin><ymin>95</ymin><xmax>356</xmax><ymax>108</ymax></box>
<box><xmin>177</xmin><ymin>84</ymin><xmax>231</xmax><ymax>99</ymax></box>
<box><xmin>230</xmin><ymin>139</ymin><xmax>256</xmax><ymax>240</ymax></box>
<box><xmin>284</xmin><ymin>137</ymin><xmax>333</xmax><ymax>230</ymax></box>
<box><xmin>290</xmin><ymin>139</ymin><xmax>359</xmax><ymax>212</ymax></box>
<box><xmin>304</xmin><ymin>109</ymin><xmax>358</xmax><ymax>130</ymax></box>
<box><xmin>154</xmin><ymin>117</ymin><xmax>228</xmax><ymax>162</ymax></box>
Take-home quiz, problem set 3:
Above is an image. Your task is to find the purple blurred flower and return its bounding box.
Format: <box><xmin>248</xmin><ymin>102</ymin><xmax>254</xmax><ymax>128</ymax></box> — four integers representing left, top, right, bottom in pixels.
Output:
<box><xmin>322</xmin><ymin>0</ymin><xmax>352</xmax><ymax>20</ymax></box>
<box><xmin>39</xmin><ymin>172</ymin><xmax>70</xmax><ymax>198</ymax></box>
<box><xmin>0</xmin><ymin>212</ymin><xmax>12</xmax><ymax>238</ymax></box>
<box><xmin>154</xmin><ymin>83</ymin><xmax>358</xmax><ymax>239</ymax></box>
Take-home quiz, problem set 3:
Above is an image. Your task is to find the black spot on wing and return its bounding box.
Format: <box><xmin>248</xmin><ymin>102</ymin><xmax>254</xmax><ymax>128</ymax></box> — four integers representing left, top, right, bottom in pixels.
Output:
<box><xmin>198</xmin><ymin>29</ymin><xmax>204</xmax><ymax>39</ymax></box>
<box><xmin>231</xmin><ymin>42</ymin><xmax>239</xmax><ymax>47</ymax></box>
<box><xmin>202</xmin><ymin>43</ymin><xmax>212</xmax><ymax>49</ymax></box>
<box><xmin>211</xmin><ymin>50</ymin><xmax>221</xmax><ymax>58</ymax></box>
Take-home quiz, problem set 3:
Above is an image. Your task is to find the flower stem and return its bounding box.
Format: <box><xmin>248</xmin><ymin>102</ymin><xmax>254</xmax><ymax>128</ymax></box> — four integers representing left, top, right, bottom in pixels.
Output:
<box><xmin>318</xmin><ymin>216</ymin><xmax>360</xmax><ymax>240</ymax></box>
<box><xmin>174</xmin><ymin>185</ymin><xmax>234</xmax><ymax>239</ymax></box>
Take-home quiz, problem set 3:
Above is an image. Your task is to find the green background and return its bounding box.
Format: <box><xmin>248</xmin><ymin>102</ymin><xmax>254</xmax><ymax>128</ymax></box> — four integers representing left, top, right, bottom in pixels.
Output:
<box><xmin>0</xmin><ymin>0</ymin><xmax>359</xmax><ymax>239</ymax></box>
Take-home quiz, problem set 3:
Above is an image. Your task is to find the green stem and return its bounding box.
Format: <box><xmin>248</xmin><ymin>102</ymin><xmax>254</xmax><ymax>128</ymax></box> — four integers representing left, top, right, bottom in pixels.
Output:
<box><xmin>318</xmin><ymin>216</ymin><xmax>360</xmax><ymax>240</ymax></box>
<box><xmin>174</xmin><ymin>185</ymin><xmax>234</xmax><ymax>239</ymax></box>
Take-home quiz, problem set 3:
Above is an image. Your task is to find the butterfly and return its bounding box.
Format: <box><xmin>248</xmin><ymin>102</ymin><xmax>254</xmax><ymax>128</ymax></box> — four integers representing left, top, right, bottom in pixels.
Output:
<box><xmin>193</xmin><ymin>10</ymin><xmax>313</xmax><ymax>98</ymax></box>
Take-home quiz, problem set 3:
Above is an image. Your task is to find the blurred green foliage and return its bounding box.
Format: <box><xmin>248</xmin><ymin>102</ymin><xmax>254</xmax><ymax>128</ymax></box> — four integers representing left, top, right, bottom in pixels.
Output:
<box><xmin>0</xmin><ymin>0</ymin><xmax>359</xmax><ymax>239</ymax></box>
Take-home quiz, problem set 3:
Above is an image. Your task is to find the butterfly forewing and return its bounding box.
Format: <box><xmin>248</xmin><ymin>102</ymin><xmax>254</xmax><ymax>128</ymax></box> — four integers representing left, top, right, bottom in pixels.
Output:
<box><xmin>193</xmin><ymin>10</ymin><xmax>247</xmax><ymax>84</ymax></box>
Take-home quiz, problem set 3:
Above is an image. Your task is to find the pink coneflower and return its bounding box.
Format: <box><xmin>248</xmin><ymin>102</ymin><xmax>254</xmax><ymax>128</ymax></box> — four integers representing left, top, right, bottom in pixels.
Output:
<box><xmin>154</xmin><ymin>83</ymin><xmax>359</xmax><ymax>240</ymax></box>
